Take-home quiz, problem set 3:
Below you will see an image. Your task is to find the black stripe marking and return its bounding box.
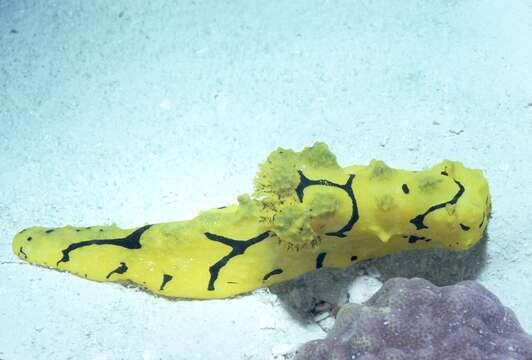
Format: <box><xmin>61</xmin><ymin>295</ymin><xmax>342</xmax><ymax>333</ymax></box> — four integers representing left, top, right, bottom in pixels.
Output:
<box><xmin>402</xmin><ymin>184</ymin><xmax>410</xmax><ymax>194</ymax></box>
<box><xmin>45</xmin><ymin>229</ymin><xmax>55</xmax><ymax>234</ymax></box>
<box><xmin>479</xmin><ymin>211</ymin><xmax>485</xmax><ymax>228</ymax></box>
<box><xmin>316</xmin><ymin>252</ymin><xmax>327</xmax><ymax>269</ymax></box>
<box><xmin>19</xmin><ymin>246</ymin><xmax>27</xmax><ymax>259</ymax></box>
<box><xmin>460</xmin><ymin>223</ymin><xmax>470</xmax><ymax>231</ymax></box>
<box><xmin>56</xmin><ymin>225</ymin><xmax>152</xmax><ymax>266</ymax></box>
<box><xmin>106</xmin><ymin>262</ymin><xmax>128</xmax><ymax>279</ymax></box>
<box><xmin>350</xmin><ymin>255</ymin><xmax>358</xmax><ymax>261</ymax></box>
<box><xmin>409</xmin><ymin>179</ymin><xmax>465</xmax><ymax>230</ymax></box>
<box><xmin>405</xmin><ymin>235</ymin><xmax>431</xmax><ymax>244</ymax></box>
<box><xmin>26</xmin><ymin>236</ymin><xmax>32</xmax><ymax>242</ymax></box>
<box><xmin>263</xmin><ymin>268</ymin><xmax>283</xmax><ymax>281</ymax></box>
<box><xmin>205</xmin><ymin>231</ymin><xmax>271</xmax><ymax>291</ymax></box>
<box><xmin>295</xmin><ymin>170</ymin><xmax>359</xmax><ymax>238</ymax></box>
<box><xmin>160</xmin><ymin>274</ymin><xmax>173</xmax><ymax>290</ymax></box>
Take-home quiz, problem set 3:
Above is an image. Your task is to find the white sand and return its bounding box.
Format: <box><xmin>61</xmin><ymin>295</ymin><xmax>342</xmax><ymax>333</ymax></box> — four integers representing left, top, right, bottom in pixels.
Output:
<box><xmin>1</xmin><ymin>1</ymin><xmax>531</xmax><ymax>359</ymax></box>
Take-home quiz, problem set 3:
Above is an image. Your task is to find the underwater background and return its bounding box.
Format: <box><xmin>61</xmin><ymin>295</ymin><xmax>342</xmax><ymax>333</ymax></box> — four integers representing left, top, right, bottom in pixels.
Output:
<box><xmin>1</xmin><ymin>1</ymin><xmax>531</xmax><ymax>359</ymax></box>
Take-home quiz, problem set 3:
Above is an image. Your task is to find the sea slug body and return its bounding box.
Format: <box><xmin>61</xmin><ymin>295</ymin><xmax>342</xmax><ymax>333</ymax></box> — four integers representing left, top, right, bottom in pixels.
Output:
<box><xmin>12</xmin><ymin>142</ymin><xmax>491</xmax><ymax>299</ymax></box>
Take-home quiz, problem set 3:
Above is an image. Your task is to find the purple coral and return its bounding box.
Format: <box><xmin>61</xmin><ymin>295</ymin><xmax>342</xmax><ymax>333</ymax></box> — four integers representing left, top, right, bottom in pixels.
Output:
<box><xmin>296</xmin><ymin>278</ymin><xmax>532</xmax><ymax>360</ymax></box>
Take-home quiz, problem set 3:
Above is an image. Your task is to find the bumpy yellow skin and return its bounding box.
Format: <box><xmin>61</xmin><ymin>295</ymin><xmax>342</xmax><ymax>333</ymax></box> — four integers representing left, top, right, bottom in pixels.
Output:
<box><xmin>12</xmin><ymin>143</ymin><xmax>491</xmax><ymax>299</ymax></box>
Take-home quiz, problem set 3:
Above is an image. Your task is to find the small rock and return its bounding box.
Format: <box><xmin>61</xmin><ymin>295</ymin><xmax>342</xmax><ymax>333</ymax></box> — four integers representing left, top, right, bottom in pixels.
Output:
<box><xmin>365</xmin><ymin>266</ymin><xmax>381</xmax><ymax>278</ymax></box>
<box><xmin>348</xmin><ymin>275</ymin><xmax>383</xmax><ymax>303</ymax></box>
<box><xmin>313</xmin><ymin>311</ymin><xmax>330</xmax><ymax>322</ymax></box>
<box><xmin>316</xmin><ymin>316</ymin><xmax>336</xmax><ymax>332</ymax></box>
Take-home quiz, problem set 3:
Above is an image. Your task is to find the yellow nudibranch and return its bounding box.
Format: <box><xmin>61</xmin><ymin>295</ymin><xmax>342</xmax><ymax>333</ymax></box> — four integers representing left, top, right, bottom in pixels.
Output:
<box><xmin>12</xmin><ymin>143</ymin><xmax>491</xmax><ymax>299</ymax></box>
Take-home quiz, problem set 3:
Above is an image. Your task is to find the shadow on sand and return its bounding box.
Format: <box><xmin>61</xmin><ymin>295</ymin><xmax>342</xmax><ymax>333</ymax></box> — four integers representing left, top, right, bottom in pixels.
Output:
<box><xmin>269</xmin><ymin>233</ymin><xmax>489</xmax><ymax>323</ymax></box>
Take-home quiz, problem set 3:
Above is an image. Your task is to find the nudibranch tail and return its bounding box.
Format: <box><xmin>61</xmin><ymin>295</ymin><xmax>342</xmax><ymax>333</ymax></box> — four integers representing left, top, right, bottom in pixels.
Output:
<box><xmin>12</xmin><ymin>142</ymin><xmax>491</xmax><ymax>299</ymax></box>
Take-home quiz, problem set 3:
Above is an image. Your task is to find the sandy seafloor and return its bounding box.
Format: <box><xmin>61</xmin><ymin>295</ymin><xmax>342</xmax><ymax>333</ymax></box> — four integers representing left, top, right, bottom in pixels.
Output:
<box><xmin>1</xmin><ymin>1</ymin><xmax>531</xmax><ymax>359</ymax></box>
